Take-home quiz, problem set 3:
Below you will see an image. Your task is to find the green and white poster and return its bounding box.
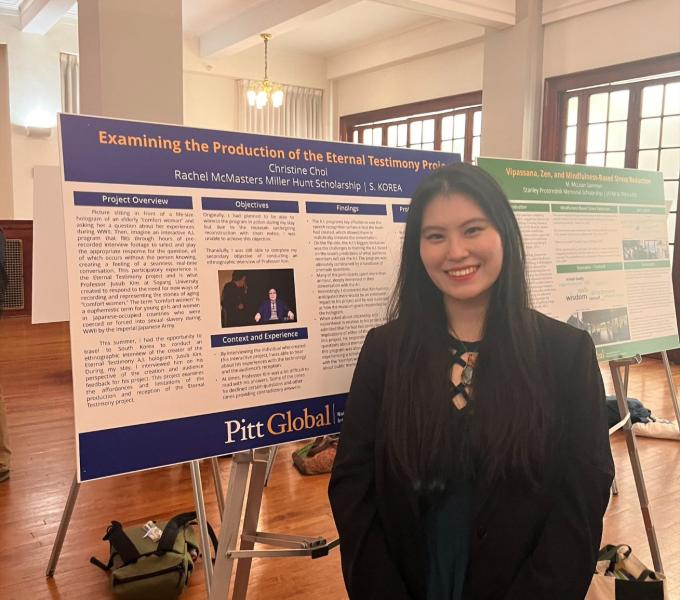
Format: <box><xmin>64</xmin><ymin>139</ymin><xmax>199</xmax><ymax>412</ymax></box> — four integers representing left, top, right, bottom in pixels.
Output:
<box><xmin>479</xmin><ymin>157</ymin><xmax>679</xmax><ymax>360</ymax></box>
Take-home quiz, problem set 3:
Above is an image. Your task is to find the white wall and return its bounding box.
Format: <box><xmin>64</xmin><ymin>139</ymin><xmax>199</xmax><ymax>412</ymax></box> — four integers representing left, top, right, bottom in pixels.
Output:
<box><xmin>0</xmin><ymin>16</ymin><xmax>77</xmax><ymax>219</ymax></box>
<box><xmin>0</xmin><ymin>23</ymin><xmax>329</xmax><ymax>218</ymax></box>
<box><xmin>0</xmin><ymin>44</ymin><xmax>13</xmax><ymax>219</ymax></box>
<box><xmin>335</xmin><ymin>41</ymin><xmax>485</xmax><ymax>118</ymax></box>
<box><xmin>79</xmin><ymin>0</ymin><xmax>183</xmax><ymax>124</ymax></box>
<box><xmin>183</xmin><ymin>34</ymin><xmax>330</xmax><ymax>137</ymax></box>
<box><xmin>183</xmin><ymin>71</ymin><xmax>237</xmax><ymax>132</ymax></box>
<box><xmin>543</xmin><ymin>0</ymin><xmax>680</xmax><ymax>78</ymax></box>
<box><xmin>183</xmin><ymin>35</ymin><xmax>328</xmax><ymax>91</ymax></box>
<box><xmin>334</xmin><ymin>0</ymin><xmax>680</xmax><ymax>124</ymax></box>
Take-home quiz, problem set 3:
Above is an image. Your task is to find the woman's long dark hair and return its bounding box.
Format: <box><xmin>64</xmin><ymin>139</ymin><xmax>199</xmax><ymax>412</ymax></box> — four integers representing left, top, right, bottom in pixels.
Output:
<box><xmin>385</xmin><ymin>162</ymin><xmax>551</xmax><ymax>489</ymax></box>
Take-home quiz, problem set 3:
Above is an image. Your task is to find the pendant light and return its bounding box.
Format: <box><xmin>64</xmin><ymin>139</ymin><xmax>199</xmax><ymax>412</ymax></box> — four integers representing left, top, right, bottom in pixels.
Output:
<box><xmin>246</xmin><ymin>33</ymin><xmax>284</xmax><ymax>109</ymax></box>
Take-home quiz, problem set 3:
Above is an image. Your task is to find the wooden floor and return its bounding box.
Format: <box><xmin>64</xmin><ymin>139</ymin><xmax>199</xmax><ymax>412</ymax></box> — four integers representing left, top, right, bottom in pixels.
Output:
<box><xmin>0</xmin><ymin>316</ymin><xmax>679</xmax><ymax>599</ymax></box>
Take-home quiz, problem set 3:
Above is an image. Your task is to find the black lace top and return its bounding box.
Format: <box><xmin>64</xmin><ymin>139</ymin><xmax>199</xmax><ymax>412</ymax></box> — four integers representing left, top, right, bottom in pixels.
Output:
<box><xmin>447</xmin><ymin>335</ymin><xmax>480</xmax><ymax>407</ymax></box>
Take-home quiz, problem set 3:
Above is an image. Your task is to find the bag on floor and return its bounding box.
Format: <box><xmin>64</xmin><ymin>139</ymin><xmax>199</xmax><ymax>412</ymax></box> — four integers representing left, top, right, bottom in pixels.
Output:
<box><xmin>292</xmin><ymin>435</ymin><xmax>339</xmax><ymax>475</ymax></box>
<box><xmin>585</xmin><ymin>544</ymin><xmax>667</xmax><ymax>600</ymax></box>
<box><xmin>90</xmin><ymin>511</ymin><xmax>216</xmax><ymax>600</ymax></box>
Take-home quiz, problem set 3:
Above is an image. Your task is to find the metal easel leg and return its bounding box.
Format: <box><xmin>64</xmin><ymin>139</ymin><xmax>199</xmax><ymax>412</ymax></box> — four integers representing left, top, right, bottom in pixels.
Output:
<box><xmin>263</xmin><ymin>446</ymin><xmax>277</xmax><ymax>487</ymax></box>
<box><xmin>191</xmin><ymin>460</ymin><xmax>214</xmax><ymax>594</ymax></box>
<box><xmin>46</xmin><ymin>472</ymin><xmax>80</xmax><ymax>577</ymax></box>
<box><xmin>610</xmin><ymin>358</ymin><xmax>664</xmax><ymax>573</ymax></box>
<box><xmin>209</xmin><ymin>452</ymin><xmax>253</xmax><ymax>600</ymax></box>
<box><xmin>611</xmin><ymin>478</ymin><xmax>619</xmax><ymax>496</ymax></box>
<box><xmin>232</xmin><ymin>448</ymin><xmax>270</xmax><ymax>600</ymax></box>
<box><xmin>208</xmin><ymin>449</ymin><xmax>340</xmax><ymax>599</ymax></box>
<box><xmin>609</xmin><ymin>364</ymin><xmax>630</xmax><ymax>497</ymax></box>
<box><xmin>661</xmin><ymin>350</ymin><xmax>680</xmax><ymax>432</ymax></box>
<box><xmin>211</xmin><ymin>457</ymin><xmax>226</xmax><ymax>518</ymax></box>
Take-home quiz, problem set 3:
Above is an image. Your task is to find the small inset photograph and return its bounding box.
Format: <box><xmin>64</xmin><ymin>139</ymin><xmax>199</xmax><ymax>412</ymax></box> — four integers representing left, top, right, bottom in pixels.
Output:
<box><xmin>218</xmin><ymin>268</ymin><xmax>297</xmax><ymax>328</ymax></box>
<box><xmin>622</xmin><ymin>239</ymin><xmax>669</xmax><ymax>261</ymax></box>
<box><xmin>567</xmin><ymin>306</ymin><xmax>631</xmax><ymax>345</ymax></box>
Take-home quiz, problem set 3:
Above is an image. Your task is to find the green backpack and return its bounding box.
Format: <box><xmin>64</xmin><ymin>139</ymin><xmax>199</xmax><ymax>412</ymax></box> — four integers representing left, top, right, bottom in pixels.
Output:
<box><xmin>90</xmin><ymin>511</ymin><xmax>216</xmax><ymax>600</ymax></box>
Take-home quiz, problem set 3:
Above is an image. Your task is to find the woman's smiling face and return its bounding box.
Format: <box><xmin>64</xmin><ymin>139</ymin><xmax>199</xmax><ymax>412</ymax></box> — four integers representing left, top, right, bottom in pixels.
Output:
<box><xmin>419</xmin><ymin>192</ymin><xmax>503</xmax><ymax>312</ymax></box>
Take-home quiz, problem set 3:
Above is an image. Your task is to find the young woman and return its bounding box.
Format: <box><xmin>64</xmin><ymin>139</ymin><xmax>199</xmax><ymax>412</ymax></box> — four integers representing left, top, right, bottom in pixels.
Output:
<box><xmin>328</xmin><ymin>163</ymin><xmax>614</xmax><ymax>600</ymax></box>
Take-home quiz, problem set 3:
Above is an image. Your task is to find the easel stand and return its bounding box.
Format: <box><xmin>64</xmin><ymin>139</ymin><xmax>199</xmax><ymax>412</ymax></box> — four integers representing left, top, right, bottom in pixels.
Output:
<box><xmin>208</xmin><ymin>448</ymin><xmax>339</xmax><ymax>600</ymax></box>
<box><xmin>660</xmin><ymin>350</ymin><xmax>680</xmax><ymax>430</ymax></box>
<box><xmin>609</xmin><ymin>356</ymin><xmax>663</xmax><ymax>573</ymax></box>
<box><xmin>46</xmin><ymin>457</ymin><xmax>226</xmax><ymax>594</ymax></box>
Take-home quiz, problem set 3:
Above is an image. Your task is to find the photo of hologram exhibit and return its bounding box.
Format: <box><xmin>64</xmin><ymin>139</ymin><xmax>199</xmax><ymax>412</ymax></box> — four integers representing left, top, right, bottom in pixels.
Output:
<box><xmin>218</xmin><ymin>268</ymin><xmax>298</xmax><ymax>328</ymax></box>
<box><xmin>567</xmin><ymin>306</ymin><xmax>631</xmax><ymax>345</ymax></box>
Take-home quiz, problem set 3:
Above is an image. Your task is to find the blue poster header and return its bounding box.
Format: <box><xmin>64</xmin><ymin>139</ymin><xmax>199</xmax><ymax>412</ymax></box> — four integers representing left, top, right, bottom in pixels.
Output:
<box><xmin>74</xmin><ymin>191</ymin><xmax>193</xmax><ymax>209</ymax></box>
<box><xmin>60</xmin><ymin>114</ymin><xmax>460</xmax><ymax>198</ymax></box>
<box><xmin>79</xmin><ymin>393</ymin><xmax>347</xmax><ymax>480</ymax></box>
<box><xmin>202</xmin><ymin>197</ymin><xmax>299</xmax><ymax>213</ymax></box>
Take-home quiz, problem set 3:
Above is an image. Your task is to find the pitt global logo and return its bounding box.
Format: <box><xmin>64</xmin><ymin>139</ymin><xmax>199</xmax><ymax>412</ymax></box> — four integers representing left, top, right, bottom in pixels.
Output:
<box><xmin>224</xmin><ymin>404</ymin><xmax>333</xmax><ymax>444</ymax></box>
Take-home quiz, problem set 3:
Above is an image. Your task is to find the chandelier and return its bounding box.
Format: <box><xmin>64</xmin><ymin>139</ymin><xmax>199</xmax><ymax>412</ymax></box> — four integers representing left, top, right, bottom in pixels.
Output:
<box><xmin>247</xmin><ymin>33</ymin><xmax>284</xmax><ymax>109</ymax></box>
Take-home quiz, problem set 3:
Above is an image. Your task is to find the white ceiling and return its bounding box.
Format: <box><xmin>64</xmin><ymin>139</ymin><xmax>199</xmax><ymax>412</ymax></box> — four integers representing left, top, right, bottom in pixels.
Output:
<box><xmin>1</xmin><ymin>0</ymin><xmax>513</xmax><ymax>56</ymax></box>
<box><xmin>192</xmin><ymin>0</ymin><xmax>517</xmax><ymax>59</ymax></box>
<box><xmin>272</xmin><ymin>2</ymin><xmax>436</xmax><ymax>56</ymax></box>
<box><xmin>183</xmin><ymin>0</ymin><xmax>270</xmax><ymax>37</ymax></box>
<box><xmin>1</xmin><ymin>0</ymin><xmax>627</xmax><ymax>77</ymax></box>
<box><xmin>184</xmin><ymin>0</ymin><xmax>437</xmax><ymax>57</ymax></box>
<box><xmin>0</xmin><ymin>0</ymin><xmax>77</xmax><ymax>14</ymax></box>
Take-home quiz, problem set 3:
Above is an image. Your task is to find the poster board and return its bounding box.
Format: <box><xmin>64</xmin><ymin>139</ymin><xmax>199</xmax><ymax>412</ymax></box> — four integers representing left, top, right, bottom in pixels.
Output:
<box><xmin>58</xmin><ymin>113</ymin><xmax>459</xmax><ymax>481</ymax></box>
<box><xmin>479</xmin><ymin>157</ymin><xmax>679</xmax><ymax>360</ymax></box>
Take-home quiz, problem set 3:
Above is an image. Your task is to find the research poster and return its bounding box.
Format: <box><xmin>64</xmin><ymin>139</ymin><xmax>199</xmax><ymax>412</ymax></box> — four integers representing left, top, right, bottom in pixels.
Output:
<box><xmin>479</xmin><ymin>157</ymin><xmax>679</xmax><ymax>361</ymax></box>
<box><xmin>58</xmin><ymin>114</ymin><xmax>459</xmax><ymax>481</ymax></box>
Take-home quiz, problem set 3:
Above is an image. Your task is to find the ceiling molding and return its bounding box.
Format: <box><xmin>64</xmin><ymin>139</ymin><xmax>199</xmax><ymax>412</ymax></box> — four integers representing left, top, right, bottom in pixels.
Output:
<box><xmin>374</xmin><ymin>0</ymin><xmax>515</xmax><ymax>28</ymax></box>
<box><xmin>542</xmin><ymin>0</ymin><xmax>635</xmax><ymax>24</ymax></box>
<box><xmin>199</xmin><ymin>0</ymin><xmax>361</xmax><ymax>57</ymax></box>
<box><xmin>0</xmin><ymin>0</ymin><xmax>18</xmax><ymax>19</ymax></box>
<box><xmin>327</xmin><ymin>19</ymin><xmax>484</xmax><ymax>79</ymax></box>
<box><xmin>19</xmin><ymin>0</ymin><xmax>75</xmax><ymax>34</ymax></box>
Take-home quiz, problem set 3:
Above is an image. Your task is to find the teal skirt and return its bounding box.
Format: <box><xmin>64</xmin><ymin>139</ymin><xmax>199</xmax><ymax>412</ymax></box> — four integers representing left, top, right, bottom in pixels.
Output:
<box><xmin>422</xmin><ymin>480</ymin><xmax>474</xmax><ymax>600</ymax></box>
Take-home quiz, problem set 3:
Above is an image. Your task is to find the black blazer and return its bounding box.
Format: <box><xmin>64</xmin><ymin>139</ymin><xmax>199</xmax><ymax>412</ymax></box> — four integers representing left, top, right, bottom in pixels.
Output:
<box><xmin>328</xmin><ymin>312</ymin><xmax>614</xmax><ymax>600</ymax></box>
